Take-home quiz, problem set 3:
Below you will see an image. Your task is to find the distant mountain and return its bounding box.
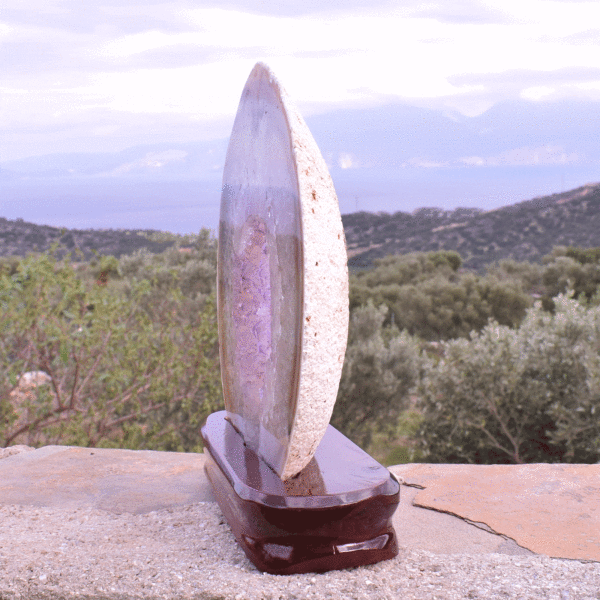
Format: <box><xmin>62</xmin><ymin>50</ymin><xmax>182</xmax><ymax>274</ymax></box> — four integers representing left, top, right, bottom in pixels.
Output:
<box><xmin>2</xmin><ymin>99</ymin><xmax>600</xmax><ymax>233</ymax></box>
<box><xmin>343</xmin><ymin>182</ymin><xmax>600</xmax><ymax>270</ymax></box>
<box><xmin>0</xmin><ymin>140</ymin><xmax>228</xmax><ymax>181</ymax></box>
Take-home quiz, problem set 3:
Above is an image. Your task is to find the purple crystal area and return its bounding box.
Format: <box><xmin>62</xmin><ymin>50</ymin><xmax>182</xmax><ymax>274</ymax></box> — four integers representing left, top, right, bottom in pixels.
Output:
<box><xmin>231</xmin><ymin>215</ymin><xmax>272</xmax><ymax>416</ymax></box>
<box><xmin>218</xmin><ymin>65</ymin><xmax>303</xmax><ymax>476</ymax></box>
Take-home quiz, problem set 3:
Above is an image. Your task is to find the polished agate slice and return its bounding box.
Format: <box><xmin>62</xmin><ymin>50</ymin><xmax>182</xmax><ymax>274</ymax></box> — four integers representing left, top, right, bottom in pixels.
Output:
<box><xmin>218</xmin><ymin>63</ymin><xmax>348</xmax><ymax>480</ymax></box>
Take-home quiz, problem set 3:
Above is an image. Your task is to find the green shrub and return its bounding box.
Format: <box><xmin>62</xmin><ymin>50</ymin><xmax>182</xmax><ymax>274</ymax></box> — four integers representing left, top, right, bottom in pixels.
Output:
<box><xmin>417</xmin><ymin>294</ymin><xmax>600</xmax><ymax>464</ymax></box>
<box><xmin>331</xmin><ymin>303</ymin><xmax>422</xmax><ymax>449</ymax></box>
<box><xmin>0</xmin><ymin>250</ymin><xmax>222</xmax><ymax>451</ymax></box>
<box><xmin>350</xmin><ymin>252</ymin><xmax>532</xmax><ymax>340</ymax></box>
<box><xmin>541</xmin><ymin>250</ymin><xmax>600</xmax><ymax>309</ymax></box>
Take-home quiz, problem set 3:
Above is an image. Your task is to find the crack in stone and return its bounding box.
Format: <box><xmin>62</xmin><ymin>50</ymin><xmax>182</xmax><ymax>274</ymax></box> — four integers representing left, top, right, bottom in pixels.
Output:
<box><xmin>395</xmin><ymin>477</ymin><xmax>424</xmax><ymax>490</ymax></box>
<box><xmin>411</xmin><ymin>499</ymin><xmax>536</xmax><ymax>554</ymax></box>
<box><xmin>400</xmin><ymin>477</ymin><xmax>529</xmax><ymax>550</ymax></box>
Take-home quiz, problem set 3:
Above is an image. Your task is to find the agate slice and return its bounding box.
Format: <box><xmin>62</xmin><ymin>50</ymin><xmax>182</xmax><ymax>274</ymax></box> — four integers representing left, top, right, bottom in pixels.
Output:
<box><xmin>218</xmin><ymin>62</ymin><xmax>348</xmax><ymax>480</ymax></box>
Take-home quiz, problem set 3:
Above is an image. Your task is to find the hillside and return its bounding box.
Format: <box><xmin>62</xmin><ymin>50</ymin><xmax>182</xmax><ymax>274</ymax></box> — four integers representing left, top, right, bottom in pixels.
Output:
<box><xmin>2</xmin><ymin>182</ymin><xmax>600</xmax><ymax>268</ymax></box>
<box><xmin>343</xmin><ymin>182</ymin><xmax>600</xmax><ymax>270</ymax></box>
<box><xmin>0</xmin><ymin>218</ymin><xmax>178</xmax><ymax>260</ymax></box>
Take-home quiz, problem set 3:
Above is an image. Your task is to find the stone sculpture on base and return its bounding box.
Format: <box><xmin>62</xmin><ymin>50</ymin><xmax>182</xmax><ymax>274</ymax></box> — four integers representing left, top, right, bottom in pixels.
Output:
<box><xmin>201</xmin><ymin>62</ymin><xmax>400</xmax><ymax>575</ymax></box>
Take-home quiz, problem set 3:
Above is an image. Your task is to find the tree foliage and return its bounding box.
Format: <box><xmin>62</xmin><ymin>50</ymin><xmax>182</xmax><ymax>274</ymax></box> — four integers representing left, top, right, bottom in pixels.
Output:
<box><xmin>331</xmin><ymin>303</ymin><xmax>421</xmax><ymax>449</ymax></box>
<box><xmin>0</xmin><ymin>239</ymin><xmax>222</xmax><ymax>451</ymax></box>
<box><xmin>5</xmin><ymin>237</ymin><xmax>600</xmax><ymax>466</ymax></box>
<box><xmin>350</xmin><ymin>252</ymin><xmax>532</xmax><ymax>340</ymax></box>
<box><xmin>541</xmin><ymin>247</ymin><xmax>600</xmax><ymax>308</ymax></box>
<box><xmin>417</xmin><ymin>294</ymin><xmax>600</xmax><ymax>464</ymax></box>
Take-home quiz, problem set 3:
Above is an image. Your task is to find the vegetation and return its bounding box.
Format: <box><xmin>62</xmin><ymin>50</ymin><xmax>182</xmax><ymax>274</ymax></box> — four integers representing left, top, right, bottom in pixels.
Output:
<box><xmin>417</xmin><ymin>295</ymin><xmax>600</xmax><ymax>464</ymax></box>
<box><xmin>339</xmin><ymin>246</ymin><xmax>600</xmax><ymax>463</ymax></box>
<box><xmin>2</xmin><ymin>212</ymin><xmax>600</xmax><ymax>465</ymax></box>
<box><xmin>0</xmin><ymin>217</ymin><xmax>180</xmax><ymax>261</ymax></box>
<box><xmin>3</xmin><ymin>180</ymin><xmax>600</xmax><ymax>270</ymax></box>
<box><xmin>349</xmin><ymin>251</ymin><xmax>532</xmax><ymax>340</ymax></box>
<box><xmin>344</xmin><ymin>182</ymin><xmax>600</xmax><ymax>270</ymax></box>
<box><xmin>0</xmin><ymin>232</ymin><xmax>221</xmax><ymax>451</ymax></box>
<box><xmin>331</xmin><ymin>303</ymin><xmax>421</xmax><ymax>449</ymax></box>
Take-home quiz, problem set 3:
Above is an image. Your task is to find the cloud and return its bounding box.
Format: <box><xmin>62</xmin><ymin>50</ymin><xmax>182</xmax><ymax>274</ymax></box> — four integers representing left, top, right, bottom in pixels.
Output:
<box><xmin>2</xmin><ymin>37</ymin><xmax>101</xmax><ymax>76</ymax></box>
<box><xmin>445</xmin><ymin>67</ymin><xmax>600</xmax><ymax>107</ymax></box>
<box><xmin>4</xmin><ymin>0</ymin><xmax>600</xmax><ymax>163</ymax></box>
<box><xmin>521</xmin><ymin>86</ymin><xmax>555</xmax><ymax>101</ymax></box>
<box><xmin>2</xmin><ymin>0</ymin><xmax>404</xmax><ymax>34</ymax></box>
<box><xmin>563</xmin><ymin>28</ymin><xmax>600</xmax><ymax>44</ymax></box>
<box><xmin>1</xmin><ymin>30</ymin><xmax>257</xmax><ymax>76</ymax></box>
<box><xmin>460</xmin><ymin>145</ymin><xmax>579</xmax><ymax>167</ymax></box>
<box><xmin>177</xmin><ymin>0</ymin><xmax>402</xmax><ymax>17</ymax></box>
<box><xmin>108</xmin><ymin>149</ymin><xmax>188</xmax><ymax>175</ymax></box>
<box><xmin>411</xmin><ymin>0</ymin><xmax>517</xmax><ymax>25</ymax></box>
<box><xmin>0</xmin><ymin>107</ymin><xmax>233</xmax><ymax>162</ymax></box>
<box><xmin>449</xmin><ymin>67</ymin><xmax>600</xmax><ymax>89</ymax></box>
<box><xmin>540</xmin><ymin>28</ymin><xmax>600</xmax><ymax>45</ymax></box>
<box><xmin>2</xmin><ymin>0</ymin><xmax>194</xmax><ymax>35</ymax></box>
<box><xmin>198</xmin><ymin>0</ymin><xmax>514</xmax><ymax>21</ymax></box>
<box><xmin>122</xmin><ymin>45</ymin><xmax>228</xmax><ymax>69</ymax></box>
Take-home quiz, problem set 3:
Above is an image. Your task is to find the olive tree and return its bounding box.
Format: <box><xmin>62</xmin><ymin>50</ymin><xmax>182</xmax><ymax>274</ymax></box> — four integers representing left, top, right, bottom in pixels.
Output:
<box><xmin>350</xmin><ymin>252</ymin><xmax>532</xmax><ymax>341</ymax></box>
<box><xmin>417</xmin><ymin>294</ymin><xmax>600</xmax><ymax>463</ymax></box>
<box><xmin>331</xmin><ymin>302</ymin><xmax>422</xmax><ymax>449</ymax></box>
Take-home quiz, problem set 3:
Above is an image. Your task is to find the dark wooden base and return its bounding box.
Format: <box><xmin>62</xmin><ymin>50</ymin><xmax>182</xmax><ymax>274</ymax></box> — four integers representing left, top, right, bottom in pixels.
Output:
<box><xmin>201</xmin><ymin>411</ymin><xmax>400</xmax><ymax>575</ymax></box>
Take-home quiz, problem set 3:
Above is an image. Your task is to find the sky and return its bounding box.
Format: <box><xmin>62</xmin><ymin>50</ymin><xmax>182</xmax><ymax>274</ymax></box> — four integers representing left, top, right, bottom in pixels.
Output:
<box><xmin>2</xmin><ymin>0</ymin><xmax>600</xmax><ymax>231</ymax></box>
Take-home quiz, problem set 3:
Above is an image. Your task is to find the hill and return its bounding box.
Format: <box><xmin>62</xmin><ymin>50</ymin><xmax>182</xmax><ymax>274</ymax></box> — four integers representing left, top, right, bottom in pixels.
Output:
<box><xmin>0</xmin><ymin>218</ymin><xmax>181</xmax><ymax>260</ymax></box>
<box><xmin>5</xmin><ymin>99</ymin><xmax>600</xmax><ymax>232</ymax></box>
<box><xmin>1</xmin><ymin>182</ymin><xmax>600</xmax><ymax>268</ymax></box>
<box><xmin>343</xmin><ymin>182</ymin><xmax>600</xmax><ymax>270</ymax></box>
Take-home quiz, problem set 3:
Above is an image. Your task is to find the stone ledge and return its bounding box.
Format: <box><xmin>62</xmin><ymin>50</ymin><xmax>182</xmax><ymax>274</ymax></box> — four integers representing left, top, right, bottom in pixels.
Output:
<box><xmin>0</xmin><ymin>445</ymin><xmax>598</xmax><ymax>600</ymax></box>
<box><xmin>391</xmin><ymin>463</ymin><xmax>600</xmax><ymax>562</ymax></box>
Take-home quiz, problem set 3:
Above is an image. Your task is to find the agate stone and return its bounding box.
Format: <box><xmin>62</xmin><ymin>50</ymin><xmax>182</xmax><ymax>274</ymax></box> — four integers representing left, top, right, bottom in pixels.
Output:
<box><xmin>205</xmin><ymin>62</ymin><xmax>400</xmax><ymax>576</ymax></box>
<box><xmin>218</xmin><ymin>62</ymin><xmax>348</xmax><ymax>480</ymax></box>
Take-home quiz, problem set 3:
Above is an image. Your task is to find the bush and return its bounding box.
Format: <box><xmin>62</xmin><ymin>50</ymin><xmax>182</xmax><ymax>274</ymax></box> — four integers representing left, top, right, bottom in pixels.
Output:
<box><xmin>0</xmin><ymin>250</ymin><xmax>222</xmax><ymax>451</ymax></box>
<box><xmin>331</xmin><ymin>303</ymin><xmax>422</xmax><ymax>449</ymax></box>
<box><xmin>541</xmin><ymin>250</ymin><xmax>600</xmax><ymax>308</ymax></box>
<box><xmin>417</xmin><ymin>294</ymin><xmax>600</xmax><ymax>464</ymax></box>
<box><xmin>350</xmin><ymin>252</ymin><xmax>532</xmax><ymax>340</ymax></box>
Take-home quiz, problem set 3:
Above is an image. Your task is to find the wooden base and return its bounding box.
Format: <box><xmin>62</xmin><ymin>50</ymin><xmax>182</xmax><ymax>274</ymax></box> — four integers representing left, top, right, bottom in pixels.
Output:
<box><xmin>201</xmin><ymin>411</ymin><xmax>400</xmax><ymax>575</ymax></box>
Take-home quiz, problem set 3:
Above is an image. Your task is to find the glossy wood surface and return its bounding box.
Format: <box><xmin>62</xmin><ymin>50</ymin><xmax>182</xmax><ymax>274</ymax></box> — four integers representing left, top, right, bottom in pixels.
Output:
<box><xmin>201</xmin><ymin>411</ymin><xmax>400</xmax><ymax>574</ymax></box>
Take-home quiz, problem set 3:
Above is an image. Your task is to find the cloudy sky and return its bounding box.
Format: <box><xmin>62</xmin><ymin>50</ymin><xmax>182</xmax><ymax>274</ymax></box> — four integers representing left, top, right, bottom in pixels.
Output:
<box><xmin>3</xmin><ymin>0</ymin><xmax>600</xmax><ymax>162</ymax></box>
<box><xmin>2</xmin><ymin>0</ymin><xmax>600</xmax><ymax>231</ymax></box>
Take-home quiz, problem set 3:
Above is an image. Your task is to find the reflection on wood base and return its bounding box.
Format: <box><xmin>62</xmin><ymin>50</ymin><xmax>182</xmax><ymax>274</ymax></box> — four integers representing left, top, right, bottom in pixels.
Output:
<box><xmin>201</xmin><ymin>411</ymin><xmax>400</xmax><ymax>575</ymax></box>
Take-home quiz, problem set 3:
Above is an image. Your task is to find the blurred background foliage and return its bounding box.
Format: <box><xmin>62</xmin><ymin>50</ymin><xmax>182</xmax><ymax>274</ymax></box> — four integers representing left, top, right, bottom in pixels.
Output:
<box><xmin>2</xmin><ymin>238</ymin><xmax>600</xmax><ymax>464</ymax></box>
<box><xmin>1</xmin><ymin>231</ymin><xmax>221</xmax><ymax>452</ymax></box>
